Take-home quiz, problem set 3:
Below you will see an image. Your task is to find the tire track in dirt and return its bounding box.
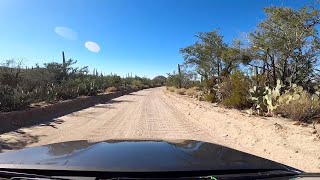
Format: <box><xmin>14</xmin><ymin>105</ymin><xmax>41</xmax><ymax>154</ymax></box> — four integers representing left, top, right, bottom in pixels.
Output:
<box><xmin>0</xmin><ymin>88</ymin><xmax>219</xmax><ymax>148</ymax></box>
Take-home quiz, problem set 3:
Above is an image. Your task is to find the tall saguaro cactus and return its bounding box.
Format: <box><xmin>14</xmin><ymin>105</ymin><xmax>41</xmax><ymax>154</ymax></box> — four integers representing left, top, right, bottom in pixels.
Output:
<box><xmin>178</xmin><ymin>64</ymin><xmax>182</xmax><ymax>88</ymax></box>
<box><xmin>62</xmin><ymin>51</ymin><xmax>67</xmax><ymax>81</ymax></box>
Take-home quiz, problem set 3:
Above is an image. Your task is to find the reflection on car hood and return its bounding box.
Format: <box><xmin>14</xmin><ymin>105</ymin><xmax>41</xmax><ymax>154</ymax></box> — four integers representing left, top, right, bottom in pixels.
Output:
<box><xmin>0</xmin><ymin>139</ymin><xmax>295</xmax><ymax>172</ymax></box>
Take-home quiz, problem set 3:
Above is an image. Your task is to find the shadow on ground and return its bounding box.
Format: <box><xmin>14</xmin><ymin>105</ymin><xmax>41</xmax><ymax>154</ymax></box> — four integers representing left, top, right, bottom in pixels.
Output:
<box><xmin>0</xmin><ymin>130</ymin><xmax>46</xmax><ymax>152</ymax></box>
<box><xmin>69</xmin><ymin>100</ymin><xmax>133</xmax><ymax>117</ymax></box>
<box><xmin>0</xmin><ymin>119</ymin><xmax>64</xmax><ymax>152</ymax></box>
<box><xmin>0</xmin><ymin>90</ymin><xmax>138</xmax><ymax>135</ymax></box>
<box><xmin>0</xmin><ymin>91</ymin><xmax>139</xmax><ymax>151</ymax></box>
<box><xmin>127</xmin><ymin>93</ymin><xmax>145</xmax><ymax>96</ymax></box>
<box><xmin>108</xmin><ymin>99</ymin><xmax>134</xmax><ymax>104</ymax></box>
<box><xmin>91</xmin><ymin>100</ymin><xmax>133</xmax><ymax>109</ymax></box>
<box><xmin>39</xmin><ymin>118</ymin><xmax>65</xmax><ymax>129</ymax></box>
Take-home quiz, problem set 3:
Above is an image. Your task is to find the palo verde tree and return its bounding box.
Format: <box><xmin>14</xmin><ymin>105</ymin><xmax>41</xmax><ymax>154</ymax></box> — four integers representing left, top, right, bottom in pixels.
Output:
<box><xmin>180</xmin><ymin>30</ymin><xmax>225</xmax><ymax>88</ymax></box>
<box><xmin>180</xmin><ymin>30</ymin><xmax>249</xmax><ymax>89</ymax></box>
<box><xmin>248</xmin><ymin>5</ymin><xmax>320</xmax><ymax>87</ymax></box>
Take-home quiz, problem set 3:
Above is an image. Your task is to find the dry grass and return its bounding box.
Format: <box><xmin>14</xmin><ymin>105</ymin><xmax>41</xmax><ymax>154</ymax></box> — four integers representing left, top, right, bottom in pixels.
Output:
<box><xmin>186</xmin><ymin>87</ymin><xmax>197</xmax><ymax>97</ymax></box>
<box><xmin>106</xmin><ymin>86</ymin><xmax>117</xmax><ymax>92</ymax></box>
<box><xmin>277</xmin><ymin>92</ymin><xmax>320</xmax><ymax>122</ymax></box>
<box><xmin>166</xmin><ymin>86</ymin><xmax>176</xmax><ymax>92</ymax></box>
<box><xmin>175</xmin><ymin>88</ymin><xmax>186</xmax><ymax>95</ymax></box>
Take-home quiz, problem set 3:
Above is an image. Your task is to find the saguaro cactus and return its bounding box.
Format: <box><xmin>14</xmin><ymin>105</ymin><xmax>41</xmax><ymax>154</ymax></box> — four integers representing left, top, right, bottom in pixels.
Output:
<box><xmin>62</xmin><ymin>51</ymin><xmax>67</xmax><ymax>80</ymax></box>
<box><xmin>178</xmin><ymin>64</ymin><xmax>182</xmax><ymax>88</ymax></box>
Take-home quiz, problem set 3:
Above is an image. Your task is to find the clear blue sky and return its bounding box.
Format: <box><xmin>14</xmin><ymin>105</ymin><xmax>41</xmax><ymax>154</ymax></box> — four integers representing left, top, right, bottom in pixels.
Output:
<box><xmin>0</xmin><ymin>0</ymin><xmax>314</xmax><ymax>78</ymax></box>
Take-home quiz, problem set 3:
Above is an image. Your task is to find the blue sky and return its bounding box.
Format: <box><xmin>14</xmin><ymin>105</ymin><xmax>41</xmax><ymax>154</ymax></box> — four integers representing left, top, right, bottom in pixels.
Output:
<box><xmin>0</xmin><ymin>0</ymin><xmax>314</xmax><ymax>78</ymax></box>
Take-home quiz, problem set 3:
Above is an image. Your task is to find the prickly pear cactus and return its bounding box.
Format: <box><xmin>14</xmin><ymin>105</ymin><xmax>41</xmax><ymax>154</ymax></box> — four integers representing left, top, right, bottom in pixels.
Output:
<box><xmin>263</xmin><ymin>80</ymin><xmax>282</xmax><ymax>114</ymax></box>
<box><xmin>249</xmin><ymin>80</ymin><xmax>283</xmax><ymax>114</ymax></box>
<box><xmin>278</xmin><ymin>83</ymin><xmax>305</xmax><ymax>106</ymax></box>
<box><xmin>249</xmin><ymin>86</ymin><xmax>266</xmax><ymax>110</ymax></box>
<box><xmin>312</xmin><ymin>85</ymin><xmax>320</xmax><ymax>102</ymax></box>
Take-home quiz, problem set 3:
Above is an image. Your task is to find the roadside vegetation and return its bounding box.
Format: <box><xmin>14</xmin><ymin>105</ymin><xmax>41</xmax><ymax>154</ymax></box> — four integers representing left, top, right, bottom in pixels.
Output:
<box><xmin>166</xmin><ymin>3</ymin><xmax>320</xmax><ymax>123</ymax></box>
<box><xmin>0</xmin><ymin>52</ymin><xmax>166</xmax><ymax>112</ymax></box>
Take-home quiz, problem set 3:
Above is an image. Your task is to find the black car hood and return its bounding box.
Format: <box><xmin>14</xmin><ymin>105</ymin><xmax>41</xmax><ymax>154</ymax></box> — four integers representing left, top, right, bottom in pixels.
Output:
<box><xmin>0</xmin><ymin>139</ymin><xmax>296</xmax><ymax>172</ymax></box>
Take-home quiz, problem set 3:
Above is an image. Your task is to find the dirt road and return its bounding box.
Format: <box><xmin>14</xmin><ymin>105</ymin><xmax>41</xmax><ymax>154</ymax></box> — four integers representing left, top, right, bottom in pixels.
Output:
<box><xmin>0</xmin><ymin>87</ymin><xmax>320</xmax><ymax>172</ymax></box>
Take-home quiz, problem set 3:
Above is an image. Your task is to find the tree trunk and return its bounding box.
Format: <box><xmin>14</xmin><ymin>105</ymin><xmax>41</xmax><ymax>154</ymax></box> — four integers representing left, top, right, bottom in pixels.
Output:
<box><xmin>253</xmin><ymin>66</ymin><xmax>258</xmax><ymax>77</ymax></box>
<box><xmin>281</xmin><ymin>55</ymin><xmax>289</xmax><ymax>85</ymax></box>
<box><xmin>266</xmin><ymin>64</ymin><xmax>271</xmax><ymax>85</ymax></box>
<box><xmin>265</xmin><ymin>48</ymin><xmax>275</xmax><ymax>86</ymax></box>
<box><xmin>268</xmin><ymin>52</ymin><xmax>277</xmax><ymax>86</ymax></box>
<box><xmin>217</xmin><ymin>59</ymin><xmax>220</xmax><ymax>83</ymax></box>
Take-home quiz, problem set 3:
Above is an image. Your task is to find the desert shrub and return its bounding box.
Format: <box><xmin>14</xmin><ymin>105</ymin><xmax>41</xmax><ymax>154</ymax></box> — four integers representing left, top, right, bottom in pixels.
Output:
<box><xmin>220</xmin><ymin>71</ymin><xmax>251</xmax><ymax>109</ymax></box>
<box><xmin>276</xmin><ymin>91</ymin><xmax>320</xmax><ymax>122</ymax></box>
<box><xmin>131</xmin><ymin>85</ymin><xmax>140</xmax><ymax>90</ymax></box>
<box><xmin>88</xmin><ymin>85</ymin><xmax>98</xmax><ymax>96</ymax></box>
<box><xmin>77</xmin><ymin>83</ymin><xmax>89</xmax><ymax>96</ymax></box>
<box><xmin>142</xmin><ymin>85</ymin><xmax>149</xmax><ymax>89</ymax></box>
<box><xmin>55</xmin><ymin>81</ymin><xmax>79</xmax><ymax>100</ymax></box>
<box><xmin>203</xmin><ymin>91</ymin><xmax>216</xmax><ymax>102</ymax></box>
<box><xmin>0</xmin><ymin>58</ymin><xmax>163</xmax><ymax>112</ymax></box>
<box><xmin>167</xmin><ymin>86</ymin><xmax>176</xmax><ymax>92</ymax></box>
<box><xmin>116</xmin><ymin>86</ymin><xmax>124</xmax><ymax>91</ymax></box>
<box><xmin>186</xmin><ymin>87</ymin><xmax>197</xmax><ymax>97</ymax></box>
<box><xmin>32</xmin><ymin>84</ymin><xmax>57</xmax><ymax>102</ymax></box>
<box><xmin>132</xmin><ymin>80</ymin><xmax>143</xmax><ymax>89</ymax></box>
<box><xmin>106</xmin><ymin>86</ymin><xmax>117</xmax><ymax>92</ymax></box>
<box><xmin>175</xmin><ymin>88</ymin><xmax>186</xmax><ymax>95</ymax></box>
<box><xmin>153</xmin><ymin>76</ymin><xmax>167</xmax><ymax>86</ymax></box>
<box><xmin>0</xmin><ymin>85</ymin><xmax>33</xmax><ymax>111</ymax></box>
<box><xmin>195</xmin><ymin>90</ymin><xmax>203</xmax><ymax>99</ymax></box>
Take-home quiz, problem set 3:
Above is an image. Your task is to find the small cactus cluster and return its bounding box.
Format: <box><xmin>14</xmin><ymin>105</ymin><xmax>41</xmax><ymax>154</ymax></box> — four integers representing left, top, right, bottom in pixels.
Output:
<box><xmin>249</xmin><ymin>80</ymin><xmax>320</xmax><ymax>115</ymax></box>
<box><xmin>278</xmin><ymin>83</ymin><xmax>320</xmax><ymax>105</ymax></box>
<box><xmin>278</xmin><ymin>83</ymin><xmax>303</xmax><ymax>105</ymax></box>
<box><xmin>249</xmin><ymin>80</ymin><xmax>282</xmax><ymax>114</ymax></box>
<box><xmin>312</xmin><ymin>85</ymin><xmax>320</xmax><ymax>102</ymax></box>
<box><xmin>263</xmin><ymin>80</ymin><xmax>282</xmax><ymax>113</ymax></box>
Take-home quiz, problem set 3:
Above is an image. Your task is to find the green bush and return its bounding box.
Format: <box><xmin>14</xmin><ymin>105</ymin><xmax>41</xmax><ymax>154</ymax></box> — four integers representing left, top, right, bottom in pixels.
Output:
<box><xmin>142</xmin><ymin>85</ymin><xmax>150</xmax><ymax>89</ymax></box>
<box><xmin>0</xmin><ymin>59</ymin><xmax>163</xmax><ymax>112</ymax></box>
<box><xmin>77</xmin><ymin>83</ymin><xmax>89</xmax><ymax>96</ymax></box>
<box><xmin>131</xmin><ymin>85</ymin><xmax>140</xmax><ymax>90</ymax></box>
<box><xmin>203</xmin><ymin>92</ymin><xmax>216</xmax><ymax>102</ymax></box>
<box><xmin>221</xmin><ymin>71</ymin><xmax>251</xmax><ymax>109</ymax></box>
<box><xmin>132</xmin><ymin>80</ymin><xmax>143</xmax><ymax>88</ymax></box>
<box><xmin>0</xmin><ymin>85</ymin><xmax>33</xmax><ymax>112</ymax></box>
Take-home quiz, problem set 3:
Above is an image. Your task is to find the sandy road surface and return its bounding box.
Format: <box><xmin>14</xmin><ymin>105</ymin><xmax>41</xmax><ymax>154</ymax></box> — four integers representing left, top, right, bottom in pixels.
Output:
<box><xmin>0</xmin><ymin>87</ymin><xmax>320</xmax><ymax>172</ymax></box>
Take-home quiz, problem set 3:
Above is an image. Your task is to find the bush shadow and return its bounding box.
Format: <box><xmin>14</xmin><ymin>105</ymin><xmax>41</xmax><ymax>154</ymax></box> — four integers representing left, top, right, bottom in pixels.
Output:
<box><xmin>127</xmin><ymin>93</ymin><xmax>145</xmax><ymax>96</ymax></box>
<box><xmin>0</xmin><ymin>132</ymin><xmax>46</xmax><ymax>153</ymax></box>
